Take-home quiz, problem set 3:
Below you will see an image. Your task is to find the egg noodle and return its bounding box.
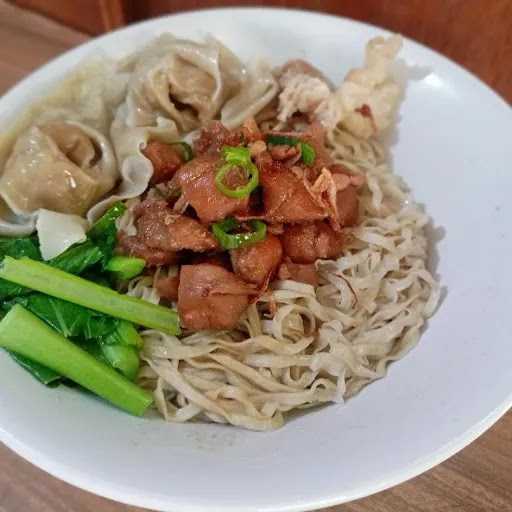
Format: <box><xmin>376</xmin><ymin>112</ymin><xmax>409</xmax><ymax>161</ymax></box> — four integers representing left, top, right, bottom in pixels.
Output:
<box><xmin>127</xmin><ymin>125</ymin><xmax>440</xmax><ymax>430</ymax></box>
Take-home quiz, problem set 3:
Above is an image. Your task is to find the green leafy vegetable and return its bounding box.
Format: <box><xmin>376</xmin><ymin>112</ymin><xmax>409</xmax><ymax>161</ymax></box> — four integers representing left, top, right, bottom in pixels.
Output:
<box><xmin>299</xmin><ymin>142</ymin><xmax>316</xmax><ymax>165</ymax></box>
<box><xmin>212</xmin><ymin>218</ymin><xmax>267</xmax><ymax>250</ymax></box>
<box><xmin>4</xmin><ymin>295</ymin><xmax>143</xmax><ymax>381</ymax></box>
<box><xmin>265</xmin><ymin>134</ymin><xmax>316</xmax><ymax>165</ymax></box>
<box><xmin>9</xmin><ymin>352</ymin><xmax>61</xmax><ymax>386</ymax></box>
<box><xmin>0</xmin><ymin>236</ymin><xmax>42</xmax><ymax>300</ymax></box>
<box><xmin>215</xmin><ymin>146</ymin><xmax>259</xmax><ymax>198</ymax></box>
<box><xmin>0</xmin><ymin>204</ymin><xmax>150</xmax><ymax>386</ymax></box>
<box><xmin>100</xmin><ymin>345</ymin><xmax>140</xmax><ymax>382</ymax></box>
<box><xmin>106</xmin><ymin>255</ymin><xmax>145</xmax><ymax>281</ymax></box>
<box><xmin>0</xmin><ymin>236</ymin><xmax>41</xmax><ymax>260</ymax></box>
<box><xmin>102</xmin><ymin>320</ymin><xmax>143</xmax><ymax>349</ymax></box>
<box><xmin>88</xmin><ymin>202</ymin><xmax>127</xmax><ymax>266</ymax></box>
<box><xmin>88</xmin><ymin>202</ymin><xmax>127</xmax><ymax>240</ymax></box>
<box><xmin>49</xmin><ymin>239</ymin><xmax>103</xmax><ymax>275</ymax></box>
<box><xmin>0</xmin><ymin>305</ymin><xmax>153</xmax><ymax>416</ymax></box>
<box><xmin>0</xmin><ymin>256</ymin><xmax>181</xmax><ymax>335</ymax></box>
<box><xmin>99</xmin><ymin>321</ymin><xmax>143</xmax><ymax>381</ymax></box>
<box><xmin>0</xmin><ymin>279</ymin><xmax>28</xmax><ymax>301</ymax></box>
<box><xmin>7</xmin><ymin>294</ymin><xmax>118</xmax><ymax>339</ymax></box>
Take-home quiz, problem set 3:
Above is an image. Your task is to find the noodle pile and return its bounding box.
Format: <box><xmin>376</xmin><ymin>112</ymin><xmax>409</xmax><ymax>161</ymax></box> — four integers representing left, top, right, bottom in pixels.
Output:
<box><xmin>127</xmin><ymin>126</ymin><xmax>440</xmax><ymax>431</ymax></box>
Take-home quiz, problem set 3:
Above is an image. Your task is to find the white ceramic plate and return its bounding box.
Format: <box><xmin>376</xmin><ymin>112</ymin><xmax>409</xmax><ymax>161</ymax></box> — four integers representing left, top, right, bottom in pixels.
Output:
<box><xmin>1</xmin><ymin>8</ymin><xmax>511</xmax><ymax>512</ymax></box>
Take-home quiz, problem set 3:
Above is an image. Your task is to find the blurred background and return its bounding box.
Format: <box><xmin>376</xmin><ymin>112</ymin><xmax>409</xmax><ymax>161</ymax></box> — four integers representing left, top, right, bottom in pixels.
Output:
<box><xmin>2</xmin><ymin>0</ymin><xmax>511</xmax><ymax>101</ymax></box>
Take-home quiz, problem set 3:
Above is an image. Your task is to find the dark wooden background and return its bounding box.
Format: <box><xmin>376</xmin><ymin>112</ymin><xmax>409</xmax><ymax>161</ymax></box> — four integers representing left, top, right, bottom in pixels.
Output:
<box><xmin>1</xmin><ymin>1</ymin><xmax>511</xmax><ymax>511</ymax></box>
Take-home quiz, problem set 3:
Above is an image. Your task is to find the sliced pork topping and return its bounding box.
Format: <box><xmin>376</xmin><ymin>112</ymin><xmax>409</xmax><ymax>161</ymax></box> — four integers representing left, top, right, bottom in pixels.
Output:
<box><xmin>176</xmin><ymin>154</ymin><xmax>249</xmax><ymax>223</ymax></box>
<box><xmin>156</xmin><ymin>274</ymin><xmax>180</xmax><ymax>302</ymax></box>
<box><xmin>230</xmin><ymin>233</ymin><xmax>283</xmax><ymax>287</ymax></box>
<box><xmin>268</xmin><ymin>144</ymin><xmax>301</xmax><ymax>163</ymax></box>
<box><xmin>135</xmin><ymin>200</ymin><xmax>218</xmax><ymax>252</ymax></box>
<box><xmin>116</xmin><ymin>120</ymin><xmax>364</xmax><ymax>330</ymax></box>
<box><xmin>264</xmin><ymin>122</ymin><xmax>332</xmax><ymax>172</ymax></box>
<box><xmin>278</xmin><ymin>261</ymin><xmax>319</xmax><ymax>287</ymax></box>
<box><xmin>281</xmin><ymin>221</ymin><xmax>345</xmax><ymax>264</ymax></box>
<box><xmin>258</xmin><ymin>154</ymin><xmax>326</xmax><ymax>224</ymax></box>
<box><xmin>143</xmin><ymin>141</ymin><xmax>185</xmax><ymax>185</ymax></box>
<box><xmin>178</xmin><ymin>264</ymin><xmax>257</xmax><ymax>330</ymax></box>
<box><xmin>194</xmin><ymin>119</ymin><xmax>262</xmax><ymax>156</ymax></box>
<box><xmin>335</xmin><ymin>185</ymin><xmax>359</xmax><ymax>227</ymax></box>
<box><xmin>117</xmin><ymin>234</ymin><xmax>179</xmax><ymax>267</ymax></box>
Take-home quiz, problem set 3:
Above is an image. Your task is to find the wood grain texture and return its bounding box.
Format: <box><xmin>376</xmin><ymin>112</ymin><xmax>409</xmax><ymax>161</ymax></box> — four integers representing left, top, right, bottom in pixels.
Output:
<box><xmin>9</xmin><ymin>0</ymin><xmax>128</xmax><ymax>34</ymax></box>
<box><xmin>0</xmin><ymin>2</ymin><xmax>511</xmax><ymax>511</ymax></box>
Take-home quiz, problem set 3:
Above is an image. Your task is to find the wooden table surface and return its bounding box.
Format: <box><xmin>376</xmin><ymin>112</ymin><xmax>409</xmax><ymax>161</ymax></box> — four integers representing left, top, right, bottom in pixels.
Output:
<box><xmin>0</xmin><ymin>2</ymin><xmax>511</xmax><ymax>511</ymax></box>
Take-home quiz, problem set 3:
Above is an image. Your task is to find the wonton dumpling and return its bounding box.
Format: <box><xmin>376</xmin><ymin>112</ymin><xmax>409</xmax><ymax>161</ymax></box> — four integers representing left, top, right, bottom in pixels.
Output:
<box><xmin>0</xmin><ymin>119</ymin><xmax>117</xmax><ymax>216</ymax></box>
<box><xmin>124</xmin><ymin>34</ymin><xmax>245</xmax><ymax>133</ymax></box>
<box><xmin>221</xmin><ymin>60</ymin><xmax>279</xmax><ymax>129</ymax></box>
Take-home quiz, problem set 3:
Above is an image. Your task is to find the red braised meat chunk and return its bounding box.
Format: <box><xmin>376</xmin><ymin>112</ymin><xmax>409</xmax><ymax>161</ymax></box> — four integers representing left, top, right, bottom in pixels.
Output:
<box><xmin>278</xmin><ymin>262</ymin><xmax>319</xmax><ymax>287</ymax></box>
<box><xmin>194</xmin><ymin>120</ymin><xmax>262</xmax><ymax>155</ymax></box>
<box><xmin>142</xmin><ymin>141</ymin><xmax>184</xmax><ymax>185</ymax></box>
<box><xmin>266</xmin><ymin>123</ymin><xmax>332</xmax><ymax>172</ymax></box>
<box><xmin>176</xmin><ymin>154</ymin><xmax>249</xmax><ymax>224</ymax></box>
<box><xmin>178</xmin><ymin>264</ymin><xmax>257</xmax><ymax>330</ymax></box>
<box><xmin>194</xmin><ymin>121</ymin><xmax>243</xmax><ymax>155</ymax></box>
<box><xmin>230</xmin><ymin>234</ymin><xmax>283</xmax><ymax>287</ymax></box>
<box><xmin>335</xmin><ymin>185</ymin><xmax>359</xmax><ymax>227</ymax></box>
<box><xmin>329</xmin><ymin>164</ymin><xmax>364</xmax><ymax>227</ymax></box>
<box><xmin>156</xmin><ymin>275</ymin><xmax>180</xmax><ymax>302</ymax></box>
<box><xmin>281</xmin><ymin>221</ymin><xmax>345</xmax><ymax>264</ymax></box>
<box><xmin>135</xmin><ymin>200</ymin><xmax>218</xmax><ymax>252</ymax></box>
<box><xmin>117</xmin><ymin>234</ymin><xmax>179</xmax><ymax>267</ymax></box>
<box><xmin>258</xmin><ymin>154</ymin><xmax>326</xmax><ymax>224</ymax></box>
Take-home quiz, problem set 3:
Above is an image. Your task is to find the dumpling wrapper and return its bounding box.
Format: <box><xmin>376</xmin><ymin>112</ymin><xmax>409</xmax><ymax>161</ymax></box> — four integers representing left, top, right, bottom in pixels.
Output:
<box><xmin>0</xmin><ymin>120</ymin><xmax>117</xmax><ymax>217</ymax></box>
<box><xmin>123</xmin><ymin>34</ymin><xmax>245</xmax><ymax>133</ymax></box>
<box><xmin>0</xmin><ymin>56</ymin><xmax>128</xmax><ymax>237</ymax></box>
<box><xmin>221</xmin><ymin>59</ymin><xmax>279</xmax><ymax>129</ymax></box>
<box><xmin>36</xmin><ymin>209</ymin><xmax>88</xmax><ymax>260</ymax></box>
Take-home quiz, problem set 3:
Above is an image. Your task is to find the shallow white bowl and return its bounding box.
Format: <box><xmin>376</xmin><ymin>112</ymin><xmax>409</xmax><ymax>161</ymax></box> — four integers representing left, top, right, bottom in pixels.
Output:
<box><xmin>1</xmin><ymin>8</ymin><xmax>511</xmax><ymax>512</ymax></box>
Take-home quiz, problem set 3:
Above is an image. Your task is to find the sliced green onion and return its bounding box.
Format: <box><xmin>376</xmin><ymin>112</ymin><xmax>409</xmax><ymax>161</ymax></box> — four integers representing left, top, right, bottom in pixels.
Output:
<box><xmin>215</xmin><ymin>146</ymin><xmax>259</xmax><ymax>199</ymax></box>
<box><xmin>0</xmin><ymin>305</ymin><xmax>153</xmax><ymax>416</ymax></box>
<box><xmin>212</xmin><ymin>218</ymin><xmax>267</xmax><ymax>250</ymax></box>
<box><xmin>106</xmin><ymin>255</ymin><xmax>145</xmax><ymax>280</ymax></box>
<box><xmin>266</xmin><ymin>134</ymin><xmax>298</xmax><ymax>146</ymax></box>
<box><xmin>100</xmin><ymin>345</ymin><xmax>140</xmax><ymax>382</ymax></box>
<box><xmin>265</xmin><ymin>135</ymin><xmax>316</xmax><ymax>165</ymax></box>
<box><xmin>0</xmin><ymin>257</ymin><xmax>180</xmax><ymax>335</ymax></box>
<box><xmin>222</xmin><ymin>146</ymin><xmax>251</xmax><ymax>166</ymax></box>
<box><xmin>171</xmin><ymin>142</ymin><xmax>193</xmax><ymax>162</ymax></box>
<box><xmin>299</xmin><ymin>142</ymin><xmax>316</xmax><ymax>165</ymax></box>
<box><xmin>88</xmin><ymin>202</ymin><xmax>126</xmax><ymax>240</ymax></box>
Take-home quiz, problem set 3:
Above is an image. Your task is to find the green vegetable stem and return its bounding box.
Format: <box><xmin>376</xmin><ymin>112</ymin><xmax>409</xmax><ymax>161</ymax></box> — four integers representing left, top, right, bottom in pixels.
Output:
<box><xmin>0</xmin><ymin>305</ymin><xmax>153</xmax><ymax>416</ymax></box>
<box><xmin>265</xmin><ymin>134</ymin><xmax>316</xmax><ymax>165</ymax></box>
<box><xmin>0</xmin><ymin>257</ymin><xmax>180</xmax><ymax>335</ymax></box>
<box><xmin>106</xmin><ymin>255</ymin><xmax>145</xmax><ymax>281</ymax></box>
<box><xmin>215</xmin><ymin>146</ymin><xmax>259</xmax><ymax>198</ymax></box>
<box><xmin>212</xmin><ymin>218</ymin><xmax>267</xmax><ymax>250</ymax></box>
